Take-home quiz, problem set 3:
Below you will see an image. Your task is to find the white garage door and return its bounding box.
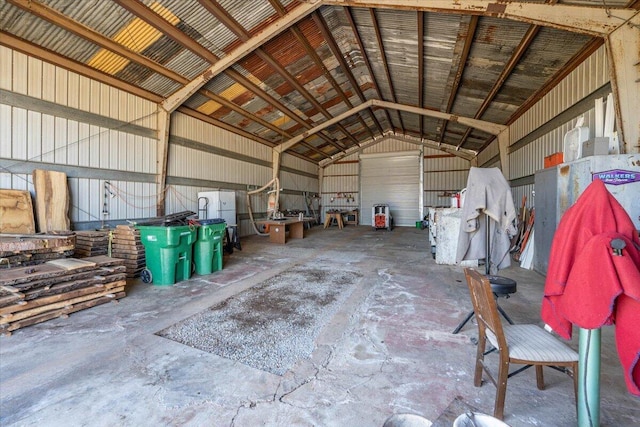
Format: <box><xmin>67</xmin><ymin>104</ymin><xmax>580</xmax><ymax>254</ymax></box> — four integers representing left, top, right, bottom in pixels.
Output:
<box><xmin>360</xmin><ymin>151</ymin><xmax>421</xmax><ymax>227</ymax></box>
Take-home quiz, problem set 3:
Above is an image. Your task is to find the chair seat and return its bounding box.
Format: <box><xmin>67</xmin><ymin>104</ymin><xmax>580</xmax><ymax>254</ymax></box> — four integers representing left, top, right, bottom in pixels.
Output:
<box><xmin>497</xmin><ymin>324</ymin><xmax>578</xmax><ymax>363</ymax></box>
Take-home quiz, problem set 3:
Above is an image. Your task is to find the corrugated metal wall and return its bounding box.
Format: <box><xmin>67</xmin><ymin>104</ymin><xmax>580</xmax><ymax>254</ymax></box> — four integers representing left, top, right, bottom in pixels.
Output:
<box><xmin>0</xmin><ymin>46</ymin><xmax>318</xmax><ymax>235</ymax></box>
<box><xmin>320</xmin><ymin>138</ymin><xmax>472</xmax><ymax>224</ymax></box>
<box><xmin>510</xmin><ymin>47</ymin><xmax>609</xmax><ymax>177</ymax></box>
<box><xmin>321</xmin><ymin>152</ymin><xmax>359</xmax><ymax>216</ymax></box>
<box><xmin>423</xmin><ymin>147</ymin><xmax>470</xmax><ymax>209</ymax></box>
<box><xmin>1</xmin><ymin>43</ymin><xmax>612</xmax><ymax>232</ymax></box>
<box><xmin>0</xmin><ymin>46</ymin><xmax>159</xmax><ymax>227</ymax></box>
<box><xmin>486</xmin><ymin>46</ymin><xmax>610</xmax><ymax>208</ymax></box>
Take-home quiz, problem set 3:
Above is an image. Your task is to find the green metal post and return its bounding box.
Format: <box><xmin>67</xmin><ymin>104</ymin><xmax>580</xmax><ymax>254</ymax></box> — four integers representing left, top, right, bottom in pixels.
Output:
<box><xmin>578</xmin><ymin>327</ymin><xmax>601</xmax><ymax>427</ymax></box>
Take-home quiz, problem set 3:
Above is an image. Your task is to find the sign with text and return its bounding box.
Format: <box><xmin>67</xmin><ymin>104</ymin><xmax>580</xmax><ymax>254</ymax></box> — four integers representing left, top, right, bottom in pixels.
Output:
<box><xmin>592</xmin><ymin>169</ymin><xmax>640</xmax><ymax>186</ymax></box>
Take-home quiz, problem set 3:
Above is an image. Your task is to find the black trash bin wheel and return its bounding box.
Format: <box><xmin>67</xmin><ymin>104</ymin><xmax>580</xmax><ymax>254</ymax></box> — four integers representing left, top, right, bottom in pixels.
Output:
<box><xmin>140</xmin><ymin>268</ymin><xmax>152</xmax><ymax>283</ymax></box>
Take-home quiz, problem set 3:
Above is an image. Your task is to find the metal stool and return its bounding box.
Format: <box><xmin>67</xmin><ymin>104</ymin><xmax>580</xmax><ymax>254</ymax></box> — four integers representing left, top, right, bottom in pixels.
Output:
<box><xmin>452</xmin><ymin>275</ymin><xmax>516</xmax><ymax>334</ymax></box>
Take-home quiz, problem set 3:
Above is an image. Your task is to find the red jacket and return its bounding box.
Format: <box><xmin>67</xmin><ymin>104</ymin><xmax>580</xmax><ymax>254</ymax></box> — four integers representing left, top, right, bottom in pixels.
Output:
<box><xmin>541</xmin><ymin>179</ymin><xmax>640</xmax><ymax>396</ymax></box>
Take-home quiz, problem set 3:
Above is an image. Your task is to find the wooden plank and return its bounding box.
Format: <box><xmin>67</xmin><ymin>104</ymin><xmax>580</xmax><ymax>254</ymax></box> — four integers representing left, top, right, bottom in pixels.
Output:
<box><xmin>0</xmin><ymin>264</ymin><xmax>67</xmax><ymax>286</ymax></box>
<box><xmin>75</xmin><ymin>230</ymin><xmax>109</xmax><ymax>238</ymax></box>
<box><xmin>0</xmin><ymin>282</ymin><xmax>126</xmax><ymax>324</ymax></box>
<box><xmin>0</xmin><ymin>280</ymin><xmax>123</xmax><ymax>315</ymax></box>
<box><xmin>0</xmin><ymin>285</ymin><xmax>25</xmax><ymax>298</ymax></box>
<box><xmin>47</xmin><ymin>258</ymin><xmax>97</xmax><ymax>271</ymax></box>
<box><xmin>1</xmin><ymin>291</ymin><xmax>126</xmax><ymax>333</ymax></box>
<box><xmin>33</xmin><ymin>169</ymin><xmax>70</xmax><ymax>232</ymax></box>
<box><xmin>1</xmin><ymin>264</ymin><xmax>125</xmax><ymax>290</ymax></box>
<box><xmin>83</xmin><ymin>255</ymin><xmax>125</xmax><ymax>267</ymax></box>
<box><xmin>23</xmin><ymin>273</ymin><xmax>126</xmax><ymax>301</ymax></box>
<box><xmin>0</xmin><ymin>235</ymin><xmax>75</xmax><ymax>254</ymax></box>
<box><xmin>111</xmin><ymin>253</ymin><xmax>145</xmax><ymax>261</ymax></box>
<box><xmin>73</xmin><ymin>249</ymin><xmax>107</xmax><ymax>257</ymax></box>
<box><xmin>111</xmin><ymin>242</ymin><xmax>144</xmax><ymax>250</ymax></box>
<box><xmin>0</xmin><ymin>293</ymin><xmax>24</xmax><ymax>307</ymax></box>
<box><xmin>0</xmin><ymin>190</ymin><xmax>36</xmax><ymax>234</ymax></box>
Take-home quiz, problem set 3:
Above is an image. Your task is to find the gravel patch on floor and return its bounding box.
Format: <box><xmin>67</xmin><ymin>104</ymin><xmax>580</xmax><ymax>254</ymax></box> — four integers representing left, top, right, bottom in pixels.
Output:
<box><xmin>157</xmin><ymin>266</ymin><xmax>361</xmax><ymax>375</ymax></box>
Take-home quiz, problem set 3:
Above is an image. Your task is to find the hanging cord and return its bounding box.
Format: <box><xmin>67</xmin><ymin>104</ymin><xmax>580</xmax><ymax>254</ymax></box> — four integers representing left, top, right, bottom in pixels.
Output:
<box><xmin>246</xmin><ymin>177</ymin><xmax>279</xmax><ymax>236</ymax></box>
<box><xmin>601</xmin><ymin>0</ymin><xmax>640</xmax><ymax>29</ymax></box>
<box><xmin>104</xmin><ymin>181</ymin><xmax>165</xmax><ymax>211</ymax></box>
<box><xmin>1</xmin><ymin>110</ymin><xmax>159</xmax><ymax>223</ymax></box>
<box><xmin>168</xmin><ymin>185</ymin><xmax>197</xmax><ymax>212</ymax></box>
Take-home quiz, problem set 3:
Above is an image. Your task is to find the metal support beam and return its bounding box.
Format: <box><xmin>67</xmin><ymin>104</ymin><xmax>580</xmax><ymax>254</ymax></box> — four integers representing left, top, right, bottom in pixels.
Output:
<box><xmin>319</xmin><ymin>133</ymin><xmax>475</xmax><ymax>167</ymax></box>
<box><xmin>323</xmin><ymin>1</ymin><xmax>636</xmax><ymax>36</ymax></box>
<box><xmin>418</xmin><ymin>11</ymin><xmax>425</xmax><ymax>138</ymax></box>
<box><xmin>156</xmin><ymin>107</ymin><xmax>171</xmax><ymax>216</ymax></box>
<box><xmin>277</xmin><ymin>99</ymin><xmax>498</xmax><ymax>157</ymax></box>
<box><xmin>159</xmin><ymin>1</ymin><xmax>322</xmax><ymax>112</ymax></box>
<box><xmin>606</xmin><ymin>12</ymin><xmax>640</xmax><ymax>153</ymax></box>
<box><xmin>374</xmin><ymin>100</ymin><xmax>506</xmax><ymax>135</ymax></box>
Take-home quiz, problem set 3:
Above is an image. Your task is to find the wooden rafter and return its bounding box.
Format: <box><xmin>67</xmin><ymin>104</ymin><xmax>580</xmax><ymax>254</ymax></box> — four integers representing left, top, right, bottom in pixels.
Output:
<box><xmin>288</xmin><ymin>24</ymin><xmax>378</xmax><ymax>140</ymax></box>
<box><xmin>199</xmin><ymin>0</ymin><xmax>350</xmax><ymax>152</ymax></box>
<box><xmin>313</xmin><ymin>11</ymin><xmax>384</xmax><ymax>139</ymax></box>
<box><xmin>369</xmin><ymin>8</ymin><xmax>405</xmax><ymax>133</ymax></box>
<box><xmin>7</xmin><ymin>0</ymin><xmax>303</xmax><ymax>151</ymax></box>
<box><xmin>456</xmin><ymin>22</ymin><xmax>541</xmax><ymax>150</ymax></box>
<box><xmin>322</xmin><ymin>0</ymin><xmax>634</xmax><ymax>36</ymax></box>
<box><xmin>438</xmin><ymin>15</ymin><xmax>478</xmax><ymax>145</ymax></box>
<box><xmin>275</xmin><ymin>99</ymin><xmax>504</xmax><ymax>157</ymax></box>
<box><xmin>255</xmin><ymin>49</ymin><xmax>356</xmax><ymax>149</ymax></box>
<box><xmin>113</xmin><ymin>0</ymin><xmax>342</xmax><ymax>151</ymax></box>
<box><xmin>343</xmin><ymin>6</ymin><xmax>390</xmax><ymax>135</ymax></box>
<box><xmin>477</xmin><ymin>37</ymin><xmax>603</xmax><ymax>153</ymax></box>
<box><xmin>267</xmin><ymin>0</ymin><xmax>287</xmax><ymax>16</ymax></box>
<box><xmin>6</xmin><ymin>0</ymin><xmax>186</xmax><ymax>84</ymax></box>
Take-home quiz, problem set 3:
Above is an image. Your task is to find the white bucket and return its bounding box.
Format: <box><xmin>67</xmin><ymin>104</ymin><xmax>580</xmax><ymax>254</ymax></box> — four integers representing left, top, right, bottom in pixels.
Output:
<box><xmin>453</xmin><ymin>413</ymin><xmax>510</xmax><ymax>427</ymax></box>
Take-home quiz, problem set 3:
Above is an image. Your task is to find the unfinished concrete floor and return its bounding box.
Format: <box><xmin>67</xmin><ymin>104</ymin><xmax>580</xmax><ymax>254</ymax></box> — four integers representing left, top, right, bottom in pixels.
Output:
<box><xmin>1</xmin><ymin>225</ymin><xmax>638</xmax><ymax>426</ymax></box>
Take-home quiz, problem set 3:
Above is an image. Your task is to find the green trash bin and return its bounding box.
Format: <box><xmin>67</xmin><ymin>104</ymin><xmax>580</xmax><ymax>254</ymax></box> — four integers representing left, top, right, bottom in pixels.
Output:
<box><xmin>194</xmin><ymin>219</ymin><xmax>226</xmax><ymax>275</ymax></box>
<box><xmin>137</xmin><ymin>225</ymin><xmax>197</xmax><ymax>285</ymax></box>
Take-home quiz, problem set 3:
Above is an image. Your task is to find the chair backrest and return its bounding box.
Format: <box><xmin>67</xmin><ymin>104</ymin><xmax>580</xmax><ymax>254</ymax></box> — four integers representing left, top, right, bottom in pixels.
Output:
<box><xmin>464</xmin><ymin>268</ymin><xmax>508</xmax><ymax>351</ymax></box>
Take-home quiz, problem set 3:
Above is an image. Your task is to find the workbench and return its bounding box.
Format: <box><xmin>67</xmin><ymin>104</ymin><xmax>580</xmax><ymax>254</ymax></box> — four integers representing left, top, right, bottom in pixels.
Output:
<box><xmin>256</xmin><ymin>218</ymin><xmax>309</xmax><ymax>244</ymax></box>
<box><xmin>324</xmin><ymin>212</ymin><xmax>344</xmax><ymax>229</ymax></box>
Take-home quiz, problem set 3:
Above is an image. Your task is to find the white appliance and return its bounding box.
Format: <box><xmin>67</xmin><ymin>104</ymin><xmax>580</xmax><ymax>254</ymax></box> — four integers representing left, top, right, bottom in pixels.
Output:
<box><xmin>197</xmin><ymin>190</ymin><xmax>236</xmax><ymax>226</ymax></box>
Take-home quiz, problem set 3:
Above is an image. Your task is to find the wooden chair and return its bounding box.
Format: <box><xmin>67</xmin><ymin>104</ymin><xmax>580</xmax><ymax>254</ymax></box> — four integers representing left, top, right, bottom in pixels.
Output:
<box><xmin>463</xmin><ymin>268</ymin><xmax>579</xmax><ymax>420</ymax></box>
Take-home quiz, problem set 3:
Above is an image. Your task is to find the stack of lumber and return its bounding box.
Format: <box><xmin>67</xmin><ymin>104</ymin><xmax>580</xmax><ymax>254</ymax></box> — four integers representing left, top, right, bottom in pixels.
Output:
<box><xmin>73</xmin><ymin>230</ymin><xmax>110</xmax><ymax>257</ymax></box>
<box><xmin>0</xmin><ymin>256</ymin><xmax>126</xmax><ymax>335</ymax></box>
<box><xmin>110</xmin><ymin>225</ymin><xmax>146</xmax><ymax>278</ymax></box>
<box><xmin>0</xmin><ymin>233</ymin><xmax>76</xmax><ymax>268</ymax></box>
